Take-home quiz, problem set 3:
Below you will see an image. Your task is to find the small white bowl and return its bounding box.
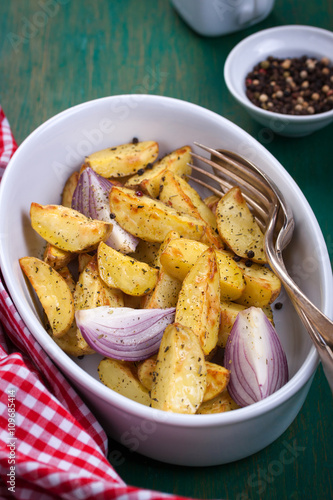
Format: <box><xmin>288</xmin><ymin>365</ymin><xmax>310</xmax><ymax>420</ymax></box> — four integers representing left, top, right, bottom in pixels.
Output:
<box><xmin>224</xmin><ymin>25</ymin><xmax>333</xmax><ymax>137</ymax></box>
<box><xmin>0</xmin><ymin>95</ymin><xmax>332</xmax><ymax>466</ymax></box>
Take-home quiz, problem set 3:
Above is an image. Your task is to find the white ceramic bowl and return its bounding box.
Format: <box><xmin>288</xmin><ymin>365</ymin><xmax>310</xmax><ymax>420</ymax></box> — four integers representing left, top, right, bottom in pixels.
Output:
<box><xmin>0</xmin><ymin>95</ymin><xmax>332</xmax><ymax>466</ymax></box>
<box><xmin>224</xmin><ymin>25</ymin><xmax>333</xmax><ymax>137</ymax></box>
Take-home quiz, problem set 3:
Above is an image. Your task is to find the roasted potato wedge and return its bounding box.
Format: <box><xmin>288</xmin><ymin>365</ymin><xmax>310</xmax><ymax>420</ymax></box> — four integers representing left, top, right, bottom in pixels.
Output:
<box><xmin>109</xmin><ymin>186</ymin><xmax>205</xmax><ymax>242</ymax></box>
<box><xmin>126</xmin><ymin>146</ymin><xmax>192</xmax><ymax>198</ymax></box>
<box><xmin>75</xmin><ymin>254</ymin><xmax>124</xmax><ymax>309</ymax></box>
<box><xmin>98</xmin><ymin>358</ymin><xmax>151</xmax><ymax>406</ymax></box>
<box><xmin>235</xmin><ymin>259</ymin><xmax>281</xmax><ymax>307</ymax></box>
<box><xmin>97</xmin><ymin>241</ymin><xmax>158</xmax><ymax>296</ymax></box>
<box><xmin>43</xmin><ymin>243</ymin><xmax>75</xmax><ymax>270</ymax></box>
<box><xmin>51</xmin><ymin>322</ymin><xmax>94</xmax><ymax>356</ymax></box>
<box><xmin>128</xmin><ymin>239</ymin><xmax>161</xmax><ymax>266</ymax></box>
<box><xmin>85</xmin><ymin>141</ymin><xmax>159</xmax><ymax>178</ymax></box>
<box><xmin>61</xmin><ymin>171</ymin><xmax>79</xmax><ymax>208</ymax></box>
<box><xmin>78</xmin><ymin>252</ymin><xmax>94</xmax><ymax>273</ymax></box>
<box><xmin>160</xmin><ymin>238</ymin><xmax>245</xmax><ymax>301</ymax></box>
<box><xmin>175</xmin><ymin>247</ymin><xmax>221</xmax><ymax>356</ymax></box>
<box><xmin>151</xmin><ymin>323</ymin><xmax>207</xmax><ymax>413</ymax></box>
<box><xmin>30</xmin><ymin>203</ymin><xmax>113</xmax><ymax>253</ymax></box>
<box><xmin>19</xmin><ymin>256</ymin><xmax>74</xmax><ymax>338</ymax></box>
<box><xmin>203</xmin><ymin>362</ymin><xmax>230</xmax><ymax>402</ymax></box>
<box><xmin>197</xmin><ymin>390</ymin><xmax>239</xmax><ymax>414</ymax></box>
<box><xmin>137</xmin><ymin>356</ymin><xmax>157</xmax><ymax>391</ymax></box>
<box><xmin>216</xmin><ymin>186</ymin><xmax>267</xmax><ymax>263</ymax></box>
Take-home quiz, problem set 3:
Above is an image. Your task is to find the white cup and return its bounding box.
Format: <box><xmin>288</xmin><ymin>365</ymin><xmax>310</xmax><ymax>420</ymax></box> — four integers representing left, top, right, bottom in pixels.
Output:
<box><xmin>171</xmin><ymin>0</ymin><xmax>275</xmax><ymax>36</ymax></box>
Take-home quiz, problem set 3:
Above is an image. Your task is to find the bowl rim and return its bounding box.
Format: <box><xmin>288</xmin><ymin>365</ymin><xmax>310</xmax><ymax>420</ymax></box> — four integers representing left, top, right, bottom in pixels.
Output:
<box><xmin>1</xmin><ymin>93</ymin><xmax>331</xmax><ymax>427</ymax></box>
<box><xmin>224</xmin><ymin>24</ymin><xmax>333</xmax><ymax>123</ymax></box>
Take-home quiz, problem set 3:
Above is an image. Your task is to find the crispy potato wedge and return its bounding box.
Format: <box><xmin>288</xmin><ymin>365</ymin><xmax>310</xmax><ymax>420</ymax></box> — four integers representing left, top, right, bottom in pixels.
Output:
<box><xmin>151</xmin><ymin>323</ymin><xmax>207</xmax><ymax>413</ymax></box>
<box><xmin>97</xmin><ymin>241</ymin><xmax>158</xmax><ymax>296</ymax></box>
<box><xmin>216</xmin><ymin>186</ymin><xmax>267</xmax><ymax>263</ymax></box>
<box><xmin>61</xmin><ymin>171</ymin><xmax>79</xmax><ymax>208</ymax></box>
<box><xmin>30</xmin><ymin>203</ymin><xmax>113</xmax><ymax>253</ymax></box>
<box><xmin>235</xmin><ymin>259</ymin><xmax>281</xmax><ymax>307</ymax></box>
<box><xmin>19</xmin><ymin>257</ymin><xmax>74</xmax><ymax>338</ymax></box>
<box><xmin>160</xmin><ymin>238</ymin><xmax>245</xmax><ymax>301</ymax></box>
<box><xmin>85</xmin><ymin>141</ymin><xmax>159</xmax><ymax>178</ymax></box>
<box><xmin>127</xmin><ymin>239</ymin><xmax>161</xmax><ymax>266</ymax></box>
<box><xmin>98</xmin><ymin>358</ymin><xmax>151</xmax><ymax>406</ymax></box>
<box><xmin>50</xmin><ymin>322</ymin><xmax>94</xmax><ymax>356</ymax></box>
<box><xmin>159</xmin><ymin>171</ymin><xmax>223</xmax><ymax>248</ymax></box>
<box><xmin>43</xmin><ymin>243</ymin><xmax>75</xmax><ymax>270</ymax></box>
<box><xmin>75</xmin><ymin>255</ymin><xmax>124</xmax><ymax>310</ymax></box>
<box><xmin>197</xmin><ymin>390</ymin><xmax>239</xmax><ymax>414</ymax></box>
<box><xmin>204</xmin><ymin>195</ymin><xmax>220</xmax><ymax>214</ymax></box>
<box><xmin>57</xmin><ymin>266</ymin><xmax>76</xmax><ymax>295</ymax></box>
<box><xmin>218</xmin><ymin>300</ymin><xmax>274</xmax><ymax>347</ymax></box>
<box><xmin>204</xmin><ymin>362</ymin><xmax>230</xmax><ymax>403</ymax></box>
<box><xmin>78</xmin><ymin>252</ymin><xmax>94</xmax><ymax>273</ymax></box>
<box><xmin>141</xmin><ymin>230</ymin><xmax>182</xmax><ymax>309</ymax></box>
<box><xmin>109</xmin><ymin>186</ymin><xmax>205</xmax><ymax>243</ymax></box>
<box><xmin>175</xmin><ymin>247</ymin><xmax>221</xmax><ymax>356</ymax></box>
<box><xmin>126</xmin><ymin>146</ymin><xmax>192</xmax><ymax>198</ymax></box>
<box><xmin>137</xmin><ymin>356</ymin><xmax>157</xmax><ymax>391</ymax></box>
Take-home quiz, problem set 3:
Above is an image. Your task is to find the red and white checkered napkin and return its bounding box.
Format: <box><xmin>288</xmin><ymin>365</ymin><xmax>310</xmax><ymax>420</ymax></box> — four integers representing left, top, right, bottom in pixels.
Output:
<box><xmin>0</xmin><ymin>107</ymin><xmax>188</xmax><ymax>500</ymax></box>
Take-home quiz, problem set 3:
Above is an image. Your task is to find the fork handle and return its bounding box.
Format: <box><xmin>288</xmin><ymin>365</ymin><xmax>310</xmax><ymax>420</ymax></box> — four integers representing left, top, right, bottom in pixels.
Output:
<box><xmin>268</xmin><ymin>251</ymin><xmax>333</xmax><ymax>393</ymax></box>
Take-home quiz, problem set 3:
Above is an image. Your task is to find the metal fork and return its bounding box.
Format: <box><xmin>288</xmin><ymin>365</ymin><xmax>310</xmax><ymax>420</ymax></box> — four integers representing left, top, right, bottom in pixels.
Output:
<box><xmin>189</xmin><ymin>142</ymin><xmax>333</xmax><ymax>392</ymax></box>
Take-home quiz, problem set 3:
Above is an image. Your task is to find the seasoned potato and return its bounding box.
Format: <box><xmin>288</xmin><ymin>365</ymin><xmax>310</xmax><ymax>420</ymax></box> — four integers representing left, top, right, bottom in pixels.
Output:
<box><xmin>175</xmin><ymin>247</ymin><xmax>221</xmax><ymax>356</ymax></box>
<box><xmin>85</xmin><ymin>141</ymin><xmax>159</xmax><ymax>178</ymax></box>
<box><xmin>78</xmin><ymin>252</ymin><xmax>94</xmax><ymax>273</ymax></box>
<box><xmin>75</xmin><ymin>254</ymin><xmax>124</xmax><ymax>309</ymax></box>
<box><xmin>235</xmin><ymin>259</ymin><xmax>281</xmax><ymax>307</ymax></box>
<box><xmin>159</xmin><ymin>171</ymin><xmax>223</xmax><ymax>248</ymax></box>
<box><xmin>19</xmin><ymin>257</ymin><xmax>74</xmax><ymax>338</ymax></box>
<box><xmin>216</xmin><ymin>186</ymin><xmax>267</xmax><ymax>263</ymax></box>
<box><xmin>30</xmin><ymin>203</ymin><xmax>112</xmax><ymax>253</ymax></box>
<box><xmin>98</xmin><ymin>358</ymin><xmax>151</xmax><ymax>406</ymax></box>
<box><xmin>141</xmin><ymin>230</ymin><xmax>182</xmax><ymax>309</ymax></box>
<box><xmin>61</xmin><ymin>171</ymin><xmax>79</xmax><ymax>208</ymax></box>
<box><xmin>126</xmin><ymin>146</ymin><xmax>192</xmax><ymax>198</ymax></box>
<box><xmin>151</xmin><ymin>323</ymin><xmax>207</xmax><ymax>413</ymax></box>
<box><xmin>51</xmin><ymin>322</ymin><xmax>94</xmax><ymax>356</ymax></box>
<box><xmin>128</xmin><ymin>239</ymin><xmax>161</xmax><ymax>266</ymax></box>
<box><xmin>203</xmin><ymin>362</ymin><xmax>230</xmax><ymax>402</ymax></box>
<box><xmin>109</xmin><ymin>186</ymin><xmax>205</xmax><ymax>243</ymax></box>
<box><xmin>97</xmin><ymin>241</ymin><xmax>158</xmax><ymax>296</ymax></box>
<box><xmin>43</xmin><ymin>243</ymin><xmax>75</xmax><ymax>270</ymax></box>
<box><xmin>160</xmin><ymin>238</ymin><xmax>245</xmax><ymax>301</ymax></box>
<box><xmin>197</xmin><ymin>390</ymin><xmax>239</xmax><ymax>414</ymax></box>
<box><xmin>137</xmin><ymin>356</ymin><xmax>157</xmax><ymax>391</ymax></box>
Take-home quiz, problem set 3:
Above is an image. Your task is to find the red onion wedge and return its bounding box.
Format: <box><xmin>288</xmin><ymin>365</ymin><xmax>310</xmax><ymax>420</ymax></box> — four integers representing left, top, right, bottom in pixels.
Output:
<box><xmin>71</xmin><ymin>167</ymin><xmax>138</xmax><ymax>253</ymax></box>
<box><xmin>224</xmin><ymin>306</ymin><xmax>288</xmax><ymax>407</ymax></box>
<box><xmin>75</xmin><ymin>306</ymin><xmax>176</xmax><ymax>361</ymax></box>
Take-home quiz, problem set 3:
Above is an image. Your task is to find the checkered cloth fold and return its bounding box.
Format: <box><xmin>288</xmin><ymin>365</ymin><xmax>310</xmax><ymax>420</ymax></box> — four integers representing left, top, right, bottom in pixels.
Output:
<box><xmin>0</xmin><ymin>107</ymin><xmax>188</xmax><ymax>500</ymax></box>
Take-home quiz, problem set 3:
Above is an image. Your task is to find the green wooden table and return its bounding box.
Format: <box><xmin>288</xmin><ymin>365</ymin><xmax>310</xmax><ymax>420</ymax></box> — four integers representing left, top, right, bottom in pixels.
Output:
<box><xmin>1</xmin><ymin>1</ymin><xmax>332</xmax><ymax>499</ymax></box>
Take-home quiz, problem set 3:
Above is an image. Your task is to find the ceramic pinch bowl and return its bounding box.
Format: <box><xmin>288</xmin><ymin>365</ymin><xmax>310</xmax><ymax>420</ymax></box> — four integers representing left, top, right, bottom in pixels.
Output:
<box><xmin>224</xmin><ymin>25</ymin><xmax>333</xmax><ymax>137</ymax></box>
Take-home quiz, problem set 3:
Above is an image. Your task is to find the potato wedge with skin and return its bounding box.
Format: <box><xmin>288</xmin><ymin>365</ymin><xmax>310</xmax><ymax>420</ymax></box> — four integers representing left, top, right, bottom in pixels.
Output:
<box><xmin>19</xmin><ymin>257</ymin><xmax>74</xmax><ymax>338</ymax></box>
<box><xmin>109</xmin><ymin>186</ymin><xmax>205</xmax><ymax>243</ymax></box>
<box><xmin>197</xmin><ymin>390</ymin><xmax>239</xmax><ymax>414</ymax></box>
<box><xmin>216</xmin><ymin>186</ymin><xmax>267</xmax><ymax>264</ymax></box>
<box><xmin>75</xmin><ymin>255</ymin><xmax>124</xmax><ymax>310</ymax></box>
<box><xmin>78</xmin><ymin>252</ymin><xmax>94</xmax><ymax>273</ymax></box>
<box><xmin>98</xmin><ymin>358</ymin><xmax>151</xmax><ymax>406</ymax></box>
<box><xmin>218</xmin><ymin>300</ymin><xmax>274</xmax><ymax>347</ymax></box>
<box><xmin>141</xmin><ymin>230</ymin><xmax>182</xmax><ymax>309</ymax></box>
<box><xmin>137</xmin><ymin>356</ymin><xmax>157</xmax><ymax>391</ymax></box>
<box><xmin>61</xmin><ymin>171</ymin><xmax>79</xmax><ymax>208</ymax></box>
<box><xmin>160</xmin><ymin>238</ymin><xmax>245</xmax><ymax>301</ymax></box>
<box><xmin>85</xmin><ymin>141</ymin><xmax>159</xmax><ymax>178</ymax></box>
<box><xmin>151</xmin><ymin>323</ymin><xmax>207</xmax><ymax>414</ymax></box>
<box><xmin>97</xmin><ymin>241</ymin><xmax>158</xmax><ymax>296</ymax></box>
<box><xmin>126</xmin><ymin>146</ymin><xmax>192</xmax><ymax>198</ymax></box>
<box><xmin>50</xmin><ymin>322</ymin><xmax>94</xmax><ymax>356</ymax></box>
<box><xmin>235</xmin><ymin>259</ymin><xmax>281</xmax><ymax>307</ymax></box>
<box><xmin>203</xmin><ymin>362</ymin><xmax>230</xmax><ymax>403</ymax></box>
<box><xmin>127</xmin><ymin>239</ymin><xmax>161</xmax><ymax>266</ymax></box>
<box><xmin>30</xmin><ymin>203</ymin><xmax>113</xmax><ymax>253</ymax></box>
<box><xmin>159</xmin><ymin>171</ymin><xmax>223</xmax><ymax>248</ymax></box>
<box><xmin>43</xmin><ymin>243</ymin><xmax>75</xmax><ymax>270</ymax></box>
<box><xmin>175</xmin><ymin>247</ymin><xmax>221</xmax><ymax>356</ymax></box>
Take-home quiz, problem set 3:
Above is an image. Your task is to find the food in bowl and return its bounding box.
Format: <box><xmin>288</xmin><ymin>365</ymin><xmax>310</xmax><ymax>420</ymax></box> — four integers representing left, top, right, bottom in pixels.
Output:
<box><xmin>245</xmin><ymin>55</ymin><xmax>333</xmax><ymax>115</ymax></box>
<box><xmin>19</xmin><ymin>138</ymin><xmax>288</xmax><ymax>415</ymax></box>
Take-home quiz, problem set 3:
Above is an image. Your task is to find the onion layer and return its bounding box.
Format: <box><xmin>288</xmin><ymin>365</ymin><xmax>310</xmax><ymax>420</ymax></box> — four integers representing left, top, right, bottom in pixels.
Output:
<box><xmin>76</xmin><ymin>306</ymin><xmax>176</xmax><ymax>361</ymax></box>
<box><xmin>224</xmin><ymin>306</ymin><xmax>288</xmax><ymax>407</ymax></box>
<box><xmin>71</xmin><ymin>167</ymin><xmax>138</xmax><ymax>253</ymax></box>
